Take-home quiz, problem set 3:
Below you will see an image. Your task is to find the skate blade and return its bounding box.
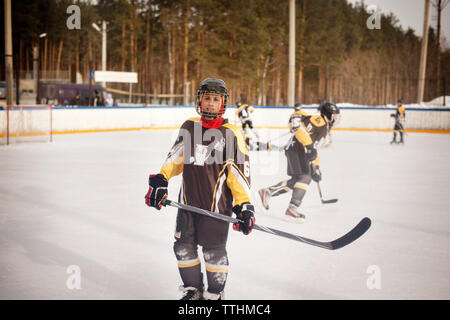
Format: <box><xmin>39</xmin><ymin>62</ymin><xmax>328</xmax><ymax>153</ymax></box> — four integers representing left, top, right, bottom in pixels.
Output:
<box><xmin>283</xmin><ymin>215</ymin><xmax>306</xmax><ymax>223</ymax></box>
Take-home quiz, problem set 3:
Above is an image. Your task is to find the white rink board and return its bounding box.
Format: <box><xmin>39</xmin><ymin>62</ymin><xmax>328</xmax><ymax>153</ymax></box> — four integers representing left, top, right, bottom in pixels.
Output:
<box><xmin>2</xmin><ymin>106</ymin><xmax>450</xmax><ymax>135</ymax></box>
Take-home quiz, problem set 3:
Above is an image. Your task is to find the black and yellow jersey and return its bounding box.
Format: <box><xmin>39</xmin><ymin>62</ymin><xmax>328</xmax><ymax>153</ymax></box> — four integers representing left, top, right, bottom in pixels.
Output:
<box><xmin>160</xmin><ymin>117</ymin><xmax>251</xmax><ymax>215</ymax></box>
<box><xmin>302</xmin><ymin>115</ymin><xmax>328</xmax><ymax>146</ymax></box>
<box><xmin>288</xmin><ymin>110</ymin><xmax>309</xmax><ymax>132</ymax></box>
<box><xmin>396</xmin><ymin>106</ymin><xmax>405</xmax><ymax>121</ymax></box>
<box><xmin>286</xmin><ymin>115</ymin><xmax>328</xmax><ymax>170</ymax></box>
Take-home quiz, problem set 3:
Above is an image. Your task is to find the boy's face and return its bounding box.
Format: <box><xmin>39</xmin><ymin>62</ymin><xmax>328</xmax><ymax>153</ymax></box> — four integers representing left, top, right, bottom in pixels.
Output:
<box><xmin>200</xmin><ymin>93</ymin><xmax>223</xmax><ymax>114</ymax></box>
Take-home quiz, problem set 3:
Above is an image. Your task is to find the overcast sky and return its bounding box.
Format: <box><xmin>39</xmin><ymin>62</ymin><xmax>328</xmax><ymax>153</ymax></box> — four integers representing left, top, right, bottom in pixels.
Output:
<box><xmin>347</xmin><ymin>0</ymin><xmax>450</xmax><ymax>44</ymax></box>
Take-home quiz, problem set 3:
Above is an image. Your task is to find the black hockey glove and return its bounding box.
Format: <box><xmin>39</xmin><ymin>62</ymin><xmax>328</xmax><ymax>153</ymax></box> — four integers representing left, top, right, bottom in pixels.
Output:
<box><xmin>232</xmin><ymin>203</ymin><xmax>255</xmax><ymax>235</ymax></box>
<box><xmin>311</xmin><ymin>165</ymin><xmax>322</xmax><ymax>183</ymax></box>
<box><xmin>145</xmin><ymin>174</ymin><xmax>168</xmax><ymax>210</ymax></box>
<box><xmin>305</xmin><ymin>145</ymin><xmax>318</xmax><ymax>162</ymax></box>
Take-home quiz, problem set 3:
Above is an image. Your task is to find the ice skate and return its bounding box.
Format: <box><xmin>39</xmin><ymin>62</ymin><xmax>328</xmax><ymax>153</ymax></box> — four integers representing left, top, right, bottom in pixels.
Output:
<box><xmin>284</xmin><ymin>204</ymin><xmax>306</xmax><ymax>223</ymax></box>
<box><xmin>179</xmin><ymin>285</ymin><xmax>204</xmax><ymax>300</ymax></box>
<box><xmin>258</xmin><ymin>188</ymin><xmax>271</xmax><ymax>210</ymax></box>
<box><xmin>203</xmin><ymin>290</ymin><xmax>224</xmax><ymax>300</ymax></box>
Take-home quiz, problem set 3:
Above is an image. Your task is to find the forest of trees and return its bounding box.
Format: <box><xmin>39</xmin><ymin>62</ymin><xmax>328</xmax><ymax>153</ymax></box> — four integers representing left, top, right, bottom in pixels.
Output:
<box><xmin>1</xmin><ymin>0</ymin><xmax>449</xmax><ymax>105</ymax></box>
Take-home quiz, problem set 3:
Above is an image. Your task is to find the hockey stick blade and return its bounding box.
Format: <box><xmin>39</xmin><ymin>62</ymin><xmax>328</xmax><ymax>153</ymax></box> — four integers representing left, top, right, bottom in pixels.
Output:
<box><xmin>321</xmin><ymin>198</ymin><xmax>338</xmax><ymax>204</ymax></box>
<box><xmin>326</xmin><ymin>217</ymin><xmax>371</xmax><ymax>250</ymax></box>
<box><xmin>317</xmin><ymin>182</ymin><xmax>338</xmax><ymax>204</ymax></box>
<box><xmin>161</xmin><ymin>199</ymin><xmax>371</xmax><ymax>250</ymax></box>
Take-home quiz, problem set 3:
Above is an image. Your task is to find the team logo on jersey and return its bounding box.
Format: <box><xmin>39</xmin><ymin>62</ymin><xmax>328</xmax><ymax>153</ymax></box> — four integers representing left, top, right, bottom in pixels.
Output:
<box><xmin>193</xmin><ymin>138</ymin><xmax>225</xmax><ymax>166</ymax></box>
<box><xmin>193</xmin><ymin>144</ymin><xmax>209</xmax><ymax>166</ymax></box>
<box><xmin>214</xmin><ymin>138</ymin><xmax>226</xmax><ymax>152</ymax></box>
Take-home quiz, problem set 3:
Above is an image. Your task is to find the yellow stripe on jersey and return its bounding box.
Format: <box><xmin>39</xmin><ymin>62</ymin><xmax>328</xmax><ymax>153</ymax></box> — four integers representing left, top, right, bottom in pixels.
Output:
<box><xmin>226</xmin><ymin>162</ymin><xmax>251</xmax><ymax>206</ymax></box>
<box><xmin>211</xmin><ymin>166</ymin><xmax>228</xmax><ymax>212</ymax></box>
<box><xmin>160</xmin><ymin>142</ymin><xmax>184</xmax><ymax>180</ymax></box>
<box><xmin>223</xmin><ymin>123</ymin><xmax>249</xmax><ymax>156</ymax></box>
<box><xmin>398</xmin><ymin>106</ymin><xmax>405</xmax><ymax>115</ymax></box>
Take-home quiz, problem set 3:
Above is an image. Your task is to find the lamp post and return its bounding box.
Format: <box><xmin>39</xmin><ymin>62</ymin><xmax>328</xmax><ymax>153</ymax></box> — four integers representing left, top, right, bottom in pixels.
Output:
<box><xmin>288</xmin><ymin>0</ymin><xmax>295</xmax><ymax>107</ymax></box>
<box><xmin>92</xmin><ymin>21</ymin><xmax>107</xmax><ymax>88</ymax></box>
<box><xmin>36</xmin><ymin>33</ymin><xmax>47</xmax><ymax>104</ymax></box>
<box><xmin>4</xmin><ymin>0</ymin><xmax>14</xmax><ymax>106</ymax></box>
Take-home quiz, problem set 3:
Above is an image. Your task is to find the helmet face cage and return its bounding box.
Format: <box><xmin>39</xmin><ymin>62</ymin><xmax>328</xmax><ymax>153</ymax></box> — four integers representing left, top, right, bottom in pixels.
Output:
<box><xmin>195</xmin><ymin>78</ymin><xmax>228</xmax><ymax>120</ymax></box>
<box><xmin>294</xmin><ymin>103</ymin><xmax>302</xmax><ymax>111</ymax></box>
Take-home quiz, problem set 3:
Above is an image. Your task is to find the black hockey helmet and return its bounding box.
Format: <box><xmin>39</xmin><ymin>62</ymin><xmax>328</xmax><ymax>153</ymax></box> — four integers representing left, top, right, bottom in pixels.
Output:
<box><xmin>236</xmin><ymin>101</ymin><xmax>242</xmax><ymax>108</ymax></box>
<box><xmin>319</xmin><ymin>102</ymin><xmax>340</xmax><ymax>127</ymax></box>
<box><xmin>294</xmin><ymin>102</ymin><xmax>302</xmax><ymax>111</ymax></box>
<box><xmin>195</xmin><ymin>78</ymin><xmax>229</xmax><ymax>120</ymax></box>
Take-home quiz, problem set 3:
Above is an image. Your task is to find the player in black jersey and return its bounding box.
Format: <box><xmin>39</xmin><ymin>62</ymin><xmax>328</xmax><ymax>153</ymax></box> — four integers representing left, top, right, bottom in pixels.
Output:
<box><xmin>145</xmin><ymin>78</ymin><xmax>255</xmax><ymax>300</ymax></box>
<box><xmin>257</xmin><ymin>102</ymin><xmax>340</xmax><ymax>222</ymax></box>
<box><xmin>390</xmin><ymin>99</ymin><xmax>406</xmax><ymax>144</ymax></box>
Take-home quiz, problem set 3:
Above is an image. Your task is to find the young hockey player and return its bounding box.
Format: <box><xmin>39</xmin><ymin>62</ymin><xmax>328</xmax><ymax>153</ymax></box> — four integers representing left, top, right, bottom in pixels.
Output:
<box><xmin>390</xmin><ymin>99</ymin><xmax>406</xmax><ymax>144</ymax></box>
<box><xmin>236</xmin><ymin>102</ymin><xmax>260</xmax><ymax>150</ymax></box>
<box><xmin>145</xmin><ymin>78</ymin><xmax>255</xmax><ymax>300</ymax></box>
<box><xmin>236</xmin><ymin>102</ymin><xmax>255</xmax><ymax>130</ymax></box>
<box><xmin>257</xmin><ymin>102</ymin><xmax>340</xmax><ymax>222</ymax></box>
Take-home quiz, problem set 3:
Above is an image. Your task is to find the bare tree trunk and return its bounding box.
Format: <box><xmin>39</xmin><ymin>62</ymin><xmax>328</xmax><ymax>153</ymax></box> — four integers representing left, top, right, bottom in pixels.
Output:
<box><xmin>297</xmin><ymin>0</ymin><xmax>306</xmax><ymax>102</ymax></box>
<box><xmin>436</xmin><ymin>0</ymin><xmax>442</xmax><ymax>97</ymax></box>
<box><xmin>318</xmin><ymin>67</ymin><xmax>325</xmax><ymax>102</ymax></box>
<box><xmin>121</xmin><ymin>22</ymin><xmax>127</xmax><ymax>71</ymax></box>
<box><xmin>75</xmin><ymin>31</ymin><xmax>79</xmax><ymax>81</ymax></box>
<box><xmin>275</xmin><ymin>65</ymin><xmax>281</xmax><ymax>106</ymax></box>
<box><xmin>130</xmin><ymin>15</ymin><xmax>135</xmax><ymax>72</ymax></box>
<box><xmin>26</xmin><ymin>43</ymin><xmax>30</xmax><ymax>73</ymax></box>
<box><xmin>196</xmin><ymin>30</ymin><xmax>201</xmax><ymax>81</ymax></box>
<box><xmin>19</xmin><ymin>39</ymin><xmax>23</xmax><ymax>79</ymax></box>
<box><xmin>168</xmin><ymin>29</ymin><xmax>174</xmax><ymax>105</ymax></box>
<box><xmin>258</xmin><ymin>55</ymin><xmax>270</xmax><ymax>105</ymax></box>
<box><xmin>51</xmin><ymin>40</ymin><xmax>56</xmax><ymax>75</ymax></box>
<box><xmin>56</xmin><ymin>39</ymin><xmax>63</xmax><ymax>79</ymax></box>
<box><xmin>183</xmin><ymin>0</ymin><xmax>190</xmax><ymax>105</ymax></box>
<box><xmin>145</xmin><ymin>1</ymin><xmax>152</xmax><ymax>100</ymax></box>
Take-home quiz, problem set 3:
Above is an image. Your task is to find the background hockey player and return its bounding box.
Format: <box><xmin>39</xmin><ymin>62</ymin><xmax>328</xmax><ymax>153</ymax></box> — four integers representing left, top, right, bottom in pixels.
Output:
<box><xmin>257</xmin><ymin>102</ymin><xmax>340</xmax><ymax>222</ymax></box>
<box><xmin>145</xmin><ymin>78</ymin><xmax>255</xmax><ymax>300</ymax></box>
<box><xmin>235</xmin><ymin>102</ymin><xmax>255</xmax><ymax>130</ymax></box>
<box><xmin>390</xmin><ymin>99</ymin><xmax>406</xmax><ymax>144</ymax></box>
<box><xmin>236</xmin><ymin>102</ymin><xmax>261</xmax><ymax>150</ymax></box>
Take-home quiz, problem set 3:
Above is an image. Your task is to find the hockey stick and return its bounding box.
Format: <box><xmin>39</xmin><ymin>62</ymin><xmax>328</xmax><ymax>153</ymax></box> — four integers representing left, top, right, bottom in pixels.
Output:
<box><xmin>317</xmin><ymin>182</ymin><xmax>338</xmax><ymax>204</ymax></box>
<box><xmin>263</xmin><ymin>132</ymin><xmax>292</xmax><ymax>152</ymax></box>
<box><xmin>161</xmin><ymin>199</ymin><xmax>371</xmax><ymax>250</ymax></box>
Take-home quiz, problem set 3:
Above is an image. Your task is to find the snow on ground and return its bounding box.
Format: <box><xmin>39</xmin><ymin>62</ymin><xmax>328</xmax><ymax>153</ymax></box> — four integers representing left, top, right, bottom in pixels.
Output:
<box><xmin>0</xmin><ymin>128</ymin><xmax>449</xmax><ymax>299</ymax></box>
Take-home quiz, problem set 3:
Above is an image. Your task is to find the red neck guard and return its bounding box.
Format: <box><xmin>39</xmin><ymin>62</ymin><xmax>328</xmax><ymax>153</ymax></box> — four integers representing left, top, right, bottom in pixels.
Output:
<box><xmin>201</xmin><ymin>117</ymin><xmax>224</xmax><ymax>129</ymax></box>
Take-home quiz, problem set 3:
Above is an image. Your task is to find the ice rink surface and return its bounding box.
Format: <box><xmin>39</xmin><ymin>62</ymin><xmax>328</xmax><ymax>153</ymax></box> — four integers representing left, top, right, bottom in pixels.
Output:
<box><xmin>0</xmin><ymin>128</ymin><xmax>449</xmax><ymax>299</ymax></box>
